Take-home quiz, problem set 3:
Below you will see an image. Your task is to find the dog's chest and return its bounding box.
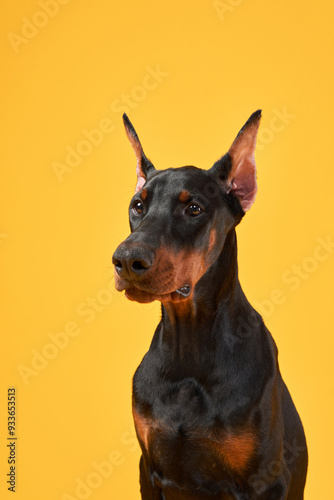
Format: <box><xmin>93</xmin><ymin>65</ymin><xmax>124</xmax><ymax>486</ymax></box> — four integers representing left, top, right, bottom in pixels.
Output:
<box><xmin>133</xmin><ymin>376</ymin><xmax>257</xmax><ymax>484</ymax></box>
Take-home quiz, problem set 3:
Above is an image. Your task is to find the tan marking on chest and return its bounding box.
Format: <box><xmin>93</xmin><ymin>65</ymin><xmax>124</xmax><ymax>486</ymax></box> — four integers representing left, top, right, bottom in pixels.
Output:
<box><xmin>132</xmin><ymin>408</ymin><xmax>151</xmax><ymax>452</ymax></box>
<box><xmin>209</xmin><ymin>431</ymin><xmax>256</xmax><ymax>474</ymax></box>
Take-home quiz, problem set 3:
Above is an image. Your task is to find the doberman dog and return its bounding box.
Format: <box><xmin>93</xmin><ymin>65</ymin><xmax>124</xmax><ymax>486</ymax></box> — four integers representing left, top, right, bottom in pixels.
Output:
<box><xmin>112</xmin><ymin>111</ymin><xmax>308</xmax><ymax>499</ymax></box>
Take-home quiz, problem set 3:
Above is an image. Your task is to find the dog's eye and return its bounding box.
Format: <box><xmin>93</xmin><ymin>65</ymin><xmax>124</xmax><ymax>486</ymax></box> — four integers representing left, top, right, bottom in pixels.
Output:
<box><xmin>186</xmin><ymin>203</ymin><xmax>203</xmax><ymax>216</ymax></box>
<box><xmin>132</xmin><ymin>201</ymin><xmax>144</xmax><ymax>215</ymax></box>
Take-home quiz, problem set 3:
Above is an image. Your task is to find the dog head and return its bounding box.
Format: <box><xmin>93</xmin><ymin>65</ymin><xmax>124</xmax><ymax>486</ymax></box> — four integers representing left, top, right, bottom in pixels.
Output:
<box><xmin>112</xmin><ymin>111</ymin><xmax>261</xmax><ymax>304</ymax></box>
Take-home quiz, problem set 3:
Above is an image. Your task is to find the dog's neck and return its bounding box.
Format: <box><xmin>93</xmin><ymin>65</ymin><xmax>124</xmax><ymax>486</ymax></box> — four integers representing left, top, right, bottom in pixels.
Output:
<box><xmin>160</xmin><ymin>229</ymin><xmax>246</xmax><ymax>364</ymax></box>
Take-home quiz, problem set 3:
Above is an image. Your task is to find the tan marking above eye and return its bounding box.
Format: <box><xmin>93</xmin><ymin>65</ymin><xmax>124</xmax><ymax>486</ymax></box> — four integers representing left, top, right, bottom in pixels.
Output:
<box><xmin>141</xmin><ymin>188</ymin><xmax>147</xmax><ymax>201</ymax></box>
<box><xmin>179</xmin><ymin>190</ymin><xmax>190</xmax><ymax>203</ymax></box>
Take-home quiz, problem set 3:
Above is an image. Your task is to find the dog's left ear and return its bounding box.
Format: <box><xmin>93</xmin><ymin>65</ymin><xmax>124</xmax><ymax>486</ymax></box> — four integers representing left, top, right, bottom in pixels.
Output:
<box><xmin>123</xmin><ymin>114</ymin><xmax>156</xmax><ymax>193</ymax></box>
<box><xmin>209</xmin><ymin>110</ymin><xmax>262</xmax><ymax>211</ymax></box>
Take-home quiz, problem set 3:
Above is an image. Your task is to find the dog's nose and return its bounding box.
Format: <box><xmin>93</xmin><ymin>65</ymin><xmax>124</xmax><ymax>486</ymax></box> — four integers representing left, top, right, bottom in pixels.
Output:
<box><xmin>112</xmin><ymin>245</ymin><xmax>154</xmax><ymax>279</ymax></box>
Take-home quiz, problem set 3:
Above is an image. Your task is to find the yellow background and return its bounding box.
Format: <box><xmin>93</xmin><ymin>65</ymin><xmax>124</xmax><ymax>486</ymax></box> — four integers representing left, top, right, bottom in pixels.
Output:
<box><xmin>1</xmin><ymin>0</ymin><xmax>333</xmax><ymax>498</ymax></box>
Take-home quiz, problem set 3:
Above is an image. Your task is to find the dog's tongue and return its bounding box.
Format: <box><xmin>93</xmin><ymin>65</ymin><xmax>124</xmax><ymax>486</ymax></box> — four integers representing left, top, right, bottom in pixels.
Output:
<box><xmin>175</xmin><ymin>285</ymin><xmax>191</xmax><ymax>297</ymax></box>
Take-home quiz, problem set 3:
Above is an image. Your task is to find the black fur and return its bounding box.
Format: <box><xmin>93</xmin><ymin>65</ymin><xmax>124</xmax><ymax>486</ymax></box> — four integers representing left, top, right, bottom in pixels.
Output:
<box><xmin>113</xmin><ymin>115</ymin><xmax>308</xmax><ymax>500</ymax></box>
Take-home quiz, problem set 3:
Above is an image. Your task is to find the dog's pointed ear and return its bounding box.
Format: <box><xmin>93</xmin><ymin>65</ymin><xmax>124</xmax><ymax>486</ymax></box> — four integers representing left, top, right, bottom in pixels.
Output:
<box><xmin>122</xmin><ymin>114</ymin><xmax>155</xmax><ymax>193</ymax></box>
<box><xmin>209</xmin><ymin>110</ymin><xmax>262</xmax><ymax>212</ymax></box>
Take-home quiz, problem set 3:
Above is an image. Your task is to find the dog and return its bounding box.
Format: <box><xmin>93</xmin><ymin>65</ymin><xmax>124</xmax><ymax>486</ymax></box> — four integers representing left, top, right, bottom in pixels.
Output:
<box><xmin>112</xmin><ymin>111</ymin><xmax>308</xmax><ymax>499</ymax></box>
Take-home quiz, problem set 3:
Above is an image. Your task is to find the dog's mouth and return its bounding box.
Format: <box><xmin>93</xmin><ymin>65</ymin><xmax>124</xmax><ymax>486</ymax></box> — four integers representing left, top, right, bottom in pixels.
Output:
<box><xmin>124</xmin><ymin>284</ymin><xmax>191</xmax><ymax>304</ymax></box>
<box><xmin>113</xmin><ymin>259</ymin><xmax>193</xmax><ymax>304</ymax></box>
<box><xmin>175</xmin><ymin>285</ymin><xmax>191</xmax><ymax>298</ymax></box>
